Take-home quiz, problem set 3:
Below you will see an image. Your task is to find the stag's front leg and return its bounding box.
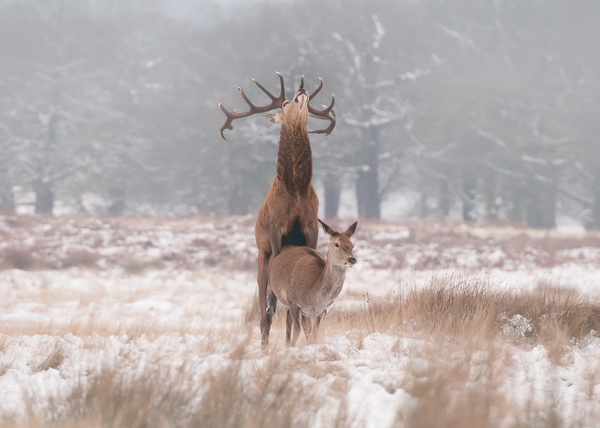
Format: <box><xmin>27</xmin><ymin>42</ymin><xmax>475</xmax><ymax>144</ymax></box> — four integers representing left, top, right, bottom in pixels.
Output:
<box><xmin>257</xmin><ymin>251</ymin><xmax>272</xmax><ymax>349</ymax></box>
<box><xmin>266</xmin><ymin>226</ymin><xmax>282</xmax><ymax>315</ymax></box>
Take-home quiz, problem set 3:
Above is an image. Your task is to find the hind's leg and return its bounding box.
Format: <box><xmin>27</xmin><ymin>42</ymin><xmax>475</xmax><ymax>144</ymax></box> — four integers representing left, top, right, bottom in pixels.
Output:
<box><xmin>286</xmin><ymin>308</ymin><xmax>292</xmax><ymax>347</ymax></box>
<box><xmin>301</xmin><ymin>314</ymin><xmax>314</xmax><ymax>342</ymax></box>
<box><xmin>315</xmin><ymin>314</ymin><xmax>323</xmax><ymax>334</ymax></box>
<box><xmin>289</xmin><ymin>305</ymin><xmax>302</xmax><ymax>347</ymax></box>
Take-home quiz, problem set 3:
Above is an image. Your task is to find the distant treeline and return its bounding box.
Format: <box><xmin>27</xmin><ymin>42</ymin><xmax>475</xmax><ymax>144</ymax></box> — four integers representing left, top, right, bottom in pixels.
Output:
<box><xmin>0</xmin><ymin>0</ymin><xmax>598</xmax><ymax>229</ymax></box>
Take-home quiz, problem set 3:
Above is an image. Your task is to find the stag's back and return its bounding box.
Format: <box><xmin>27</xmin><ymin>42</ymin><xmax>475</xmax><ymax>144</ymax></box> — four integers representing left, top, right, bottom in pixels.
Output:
<box><xmin>269</xmin><ymin>245</ymin><xmax>326</xmax><ymax>307</ymax></box>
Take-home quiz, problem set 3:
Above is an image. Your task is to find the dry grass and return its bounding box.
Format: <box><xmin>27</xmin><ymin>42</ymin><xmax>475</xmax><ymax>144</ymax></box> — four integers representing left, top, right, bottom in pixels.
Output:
<box><xmin>1</xmin><ymin>339</ymin><xmax>336</xmax><ymax>428</ymax></box>
<box><xmin>0</xmin><ymin>247</ymin><xmax>41</xmax><ymax>270</ymax></box>
<box><xmin>36</xmin><ymin>343</ymin><xmax>68</xmax><ymax>372</ymax></box>
<box><xmin>2</xmin><ymin>214</ymin><xmax>600</xmax><ymax>272</ymax></box>
<box><xmin>319</xmin><ymin>279</ymin><xmax>600</xmax><ymax>352</ymax></box>
<box><xmin>0</xmin><ymin>262</ymin><xmax>599</xmax><ymax>428</ymax></box>
<box><xmin>1</xmin><ymin>282</ymin><xmax>599</xmax><ymax>427</ymax></box>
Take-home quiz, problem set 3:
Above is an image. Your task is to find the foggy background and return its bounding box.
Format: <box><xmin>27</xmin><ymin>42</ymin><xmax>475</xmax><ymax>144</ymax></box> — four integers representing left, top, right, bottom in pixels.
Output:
<box><xmin>0</xmin><ymin>0</ymin><xmax>598</xmax><ymax>229</ymax></box>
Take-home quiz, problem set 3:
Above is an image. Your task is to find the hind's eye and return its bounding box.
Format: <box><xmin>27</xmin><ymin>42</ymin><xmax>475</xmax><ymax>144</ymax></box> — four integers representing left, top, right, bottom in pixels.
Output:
<box><xmin>335</xmin><ymin>243</ymin><xmax>339</xmax><ymax>248</ymax></box>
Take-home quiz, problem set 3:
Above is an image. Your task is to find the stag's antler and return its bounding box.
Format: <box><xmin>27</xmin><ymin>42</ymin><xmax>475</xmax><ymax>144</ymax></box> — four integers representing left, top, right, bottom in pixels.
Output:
<box><xmin>218</xmin><ymin>72</ymin><xmax>286</xmax><ymax>140</ymax></box>
<box><xmin>302</xmin><ymin>76</ymin><xmax>337</xmax><ymax>136</ymax></box>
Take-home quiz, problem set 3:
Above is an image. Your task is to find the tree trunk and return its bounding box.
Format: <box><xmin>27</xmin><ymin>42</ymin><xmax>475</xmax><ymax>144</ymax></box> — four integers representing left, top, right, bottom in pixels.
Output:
<box><xmin>35</xmin><ymin>183</ymin><xmax>54</xmax><ymax>214</ymax></box>
<box><xmin>483</xmin><ymin>171</ymin><xmax>497</xmax><ymax>220</ymax></box>
<box><xmin>528</xmin><ymin>161</ymin><xmax>557</xmax><ymax>229</ymax></box>
<box><xmin>462</xmin><ymin>167</ymin><xmax>476</xmax><ymax>221</ymax></box>
<box><xmin>324</xmin><ymin>175</ymin><xmax>341</xmax><ymax>219</ymax></box>
<box><xmin>108</xmin><ymin>183</ymin><xmax>126</xmax><ymax>216</ymax></box>
<box><xmin>539</xmin><ymin>162</ymin><xmax>557</xmax><ymax>229</ymax></box>
<box><xmin>509</xmin><ymin>180</ymin><xmax>525</xmax><ymax>223</ymax></box>
<box><xmin>356</xmin><ymin>126</ymin><xmax>380</xmax><ymax>219</ymax></box>
<box><xmin>592</xmin><ymin>167</ymin><xmax>600</xmax><ymax>230</ymax></box>
<box><xmin>0</xmin><ymin>186</ymin><xmax>15</xmax><ymax>213</ymax></box>
<box><xmin>438</xmin><ymin>180</ymin><xmax>451</xmax><ymax>219</ymax></box>
<box><xmin>526</xmin><ymin>178</ymin><xmax>543</xmax><ymax>229</ymax></box>
<box><xmin>419</xmin><ymin>190</ymin><xmax>429</xmax><ymax>219</ymax></box>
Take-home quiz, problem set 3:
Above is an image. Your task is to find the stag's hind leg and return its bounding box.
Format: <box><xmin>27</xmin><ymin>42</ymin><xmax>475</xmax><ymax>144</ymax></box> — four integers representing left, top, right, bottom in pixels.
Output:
<box><xmin>267</xmin><ymin>291</ymin><xmax>278</xmax><ymax>314</ymax></box>
<box><xmin>257</xmin><ymin>251</ymin><xmax>273</xmax><ymax>349</ymax></box>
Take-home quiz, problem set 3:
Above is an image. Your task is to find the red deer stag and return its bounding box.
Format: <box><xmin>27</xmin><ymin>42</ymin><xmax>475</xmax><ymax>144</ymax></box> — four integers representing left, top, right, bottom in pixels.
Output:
<box><xmin>219</xmin><ymin>72</ymin><xmax>336</xmax><ymax>348</ymax></box>
<box><xmin>269</xmin><ymin>220</ymin><xmax>357</xmax><ymax>346</ymax></box>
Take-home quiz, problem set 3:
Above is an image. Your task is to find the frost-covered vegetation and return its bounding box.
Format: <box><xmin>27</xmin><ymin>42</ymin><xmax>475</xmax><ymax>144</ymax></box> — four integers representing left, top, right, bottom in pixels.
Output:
<box><xmin>1</xmin><ymin>216</ymin><xmax>600</xmax><ymax>427</ymax></box>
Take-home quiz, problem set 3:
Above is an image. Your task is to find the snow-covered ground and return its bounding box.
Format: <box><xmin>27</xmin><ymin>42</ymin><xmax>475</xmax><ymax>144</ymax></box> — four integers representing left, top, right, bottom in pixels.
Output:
<box><xmin>1</xmin><ymin>215</ymin><xmax>600</xmax><ymax>426</ymax></box>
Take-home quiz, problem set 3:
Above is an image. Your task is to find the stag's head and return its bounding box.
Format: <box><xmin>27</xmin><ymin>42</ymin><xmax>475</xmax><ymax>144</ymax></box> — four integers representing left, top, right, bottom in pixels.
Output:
<box><xmin>266</xmin><ymin>85</ymin><xmax>310</xmax><ymax>129</ymax></box>
<box><xmin>319</xmin><ymin>219</ymin><xmax>358</xmax><ymax>268</ymax></box>
<box><xmin>219</xmin><ymin>72</ymin><xmax>336</xmax><ymax>140</ymax></box>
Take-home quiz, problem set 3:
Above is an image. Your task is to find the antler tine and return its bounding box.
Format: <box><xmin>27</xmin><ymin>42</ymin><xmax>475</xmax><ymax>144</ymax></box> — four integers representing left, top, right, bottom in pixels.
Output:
<box><xmin>253</xmin><ymin>71</ymin><xmax>285</xmax><ymax>103</ymax></box>
<box><xmin>218</xmin><ymin>103</ymin><xmax>236</xmax><ymax>141</ymax></box>
<box><xmin>309</xmin><ymin>94</ymin><xmax>335</xmax><ymax>115</ymax></box>
<box><xmin>309</xmin><ymin>109</ymin><xmax>337</xmax><ymax>135</ymax></box>
<box><xmin>309</xmin><ymin>77</ymin><xmax>323</xmax><ymax>101</ymax></box>
<box><xmin>218</xmin><ymin>72</ymin><xmax>286</xmax><ymax>140</ymax></box>
<box><xmin>238</xmin><ymin>86</ymin><xmax>260</xmax><ymax>110</ymax></box>
<box><xmin>308</xmin><ymin>92</ymin><xmax>336</xmax><ymax>136</ymax></box>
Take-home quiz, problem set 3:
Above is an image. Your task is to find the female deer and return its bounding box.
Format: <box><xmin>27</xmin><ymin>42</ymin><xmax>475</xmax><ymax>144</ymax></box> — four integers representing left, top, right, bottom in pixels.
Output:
<box><xmin>269</xmin><ymin>220</ymin><xmax>357</xmax><ymax>347</ymax></box>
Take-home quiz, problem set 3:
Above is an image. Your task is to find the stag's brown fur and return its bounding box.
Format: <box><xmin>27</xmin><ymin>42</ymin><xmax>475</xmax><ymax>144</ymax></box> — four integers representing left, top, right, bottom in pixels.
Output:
<box><xmin>256</xmin><ymin>90</ymin><xmax>319</xmax><ymax>348</ymax></box>
<box><xmin>218</xmin><ymin>74</ymin><xmax>336</xmax><ymax>349</ymax></box>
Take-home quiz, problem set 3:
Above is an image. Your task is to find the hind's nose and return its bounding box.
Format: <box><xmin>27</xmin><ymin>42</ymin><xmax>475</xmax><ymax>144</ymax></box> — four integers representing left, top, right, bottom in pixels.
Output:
<box><xmin>348</xmin><ymin>257</ymin><xmax>357</xmax><ymax>265</ymax></box>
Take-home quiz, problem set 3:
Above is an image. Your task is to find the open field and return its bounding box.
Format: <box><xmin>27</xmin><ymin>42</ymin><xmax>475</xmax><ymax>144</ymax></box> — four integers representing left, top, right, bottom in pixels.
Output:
<box><xmin>1</xmin><ymin>215</ymin><xmax>600</xmax><ymax>427</ymax></box>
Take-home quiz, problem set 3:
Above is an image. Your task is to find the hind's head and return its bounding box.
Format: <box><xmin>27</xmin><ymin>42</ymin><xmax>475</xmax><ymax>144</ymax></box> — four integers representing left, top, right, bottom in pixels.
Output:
<box><xmin>319</xmin><ymin>219</ymin><xmax>358</xmax><ymax>268</ymax></box>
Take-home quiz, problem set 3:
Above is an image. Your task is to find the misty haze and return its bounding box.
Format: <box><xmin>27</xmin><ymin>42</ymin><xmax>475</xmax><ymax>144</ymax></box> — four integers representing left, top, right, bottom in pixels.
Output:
<box><xmin>1</xmin><ymin>1</ymin><xmax>600</xmax><ymax>427</ymax></box>
<box><xmin>1</xmin><ymin>0</ymin><xmax>598</xmax><ymax>228</ymax></box>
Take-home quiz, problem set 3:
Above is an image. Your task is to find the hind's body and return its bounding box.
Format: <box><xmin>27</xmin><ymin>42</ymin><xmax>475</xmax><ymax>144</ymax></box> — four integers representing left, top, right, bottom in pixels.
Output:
<box><xmin>268</xmin><ymin>220</ymin><xmax>358</xmax><ymax>347</ymax></box>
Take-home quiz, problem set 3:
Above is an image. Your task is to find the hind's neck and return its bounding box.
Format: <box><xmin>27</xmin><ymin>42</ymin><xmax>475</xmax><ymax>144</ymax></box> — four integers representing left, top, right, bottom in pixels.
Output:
<box><xmin>319</xmin><ymin>261</ymin><xmax>346</xmax><ymax>302</ymax></box>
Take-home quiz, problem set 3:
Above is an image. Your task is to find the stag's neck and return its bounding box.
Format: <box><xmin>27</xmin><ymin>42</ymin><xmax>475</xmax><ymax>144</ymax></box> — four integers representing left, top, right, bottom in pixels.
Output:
<box><xmin>276</xmin><ymin>125</ymin><xmax>312</xmax><ymax>194</ymax></box>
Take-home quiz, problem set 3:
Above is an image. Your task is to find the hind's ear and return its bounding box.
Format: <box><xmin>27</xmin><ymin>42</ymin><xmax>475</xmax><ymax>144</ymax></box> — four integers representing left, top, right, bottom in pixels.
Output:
<box><xmin>344</xmin><ymin>222</ymin><xmax>357</xmax><ymax>237</ymax></box>
<box><xmin>318</xmin><ymin>219</ymin><xmax>337</xmax><ymax>236</ymax></box>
